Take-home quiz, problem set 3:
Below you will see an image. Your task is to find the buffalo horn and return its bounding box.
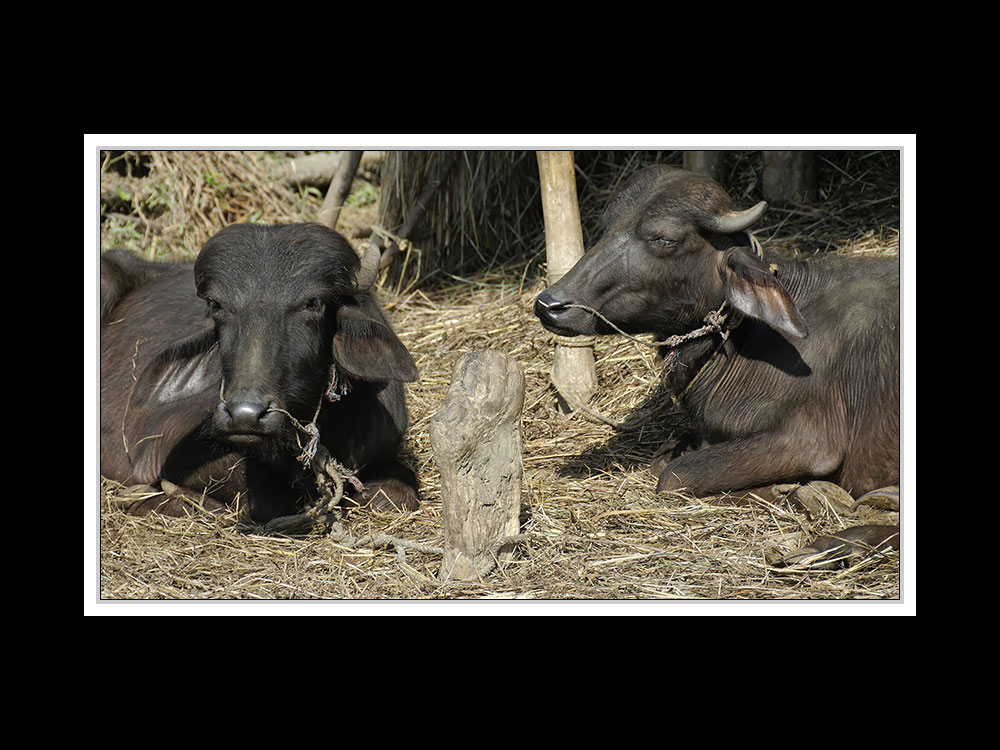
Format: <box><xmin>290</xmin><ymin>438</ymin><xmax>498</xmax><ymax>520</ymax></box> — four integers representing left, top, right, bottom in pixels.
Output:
<box><xmin>700</xmin><ymin>201</ymin><xmax>768</xmax><ymax>234</ymax></box>
<box><xmin>351</xmin><ymin>244</ymin><xmax>381</xmax><ymax>293</ymax></box>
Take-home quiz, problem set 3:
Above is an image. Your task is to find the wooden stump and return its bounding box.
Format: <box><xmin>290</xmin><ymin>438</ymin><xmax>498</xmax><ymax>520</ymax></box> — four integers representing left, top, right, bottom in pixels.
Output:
<box><xmin>536</xmin><ymin>150</ymin><xmax>597</xmax><ymax>412</ymax></box>
<box><xmin>430</xmin><ymin>350</ymin><xmax>524</xmax><ymax>582</ymax></box>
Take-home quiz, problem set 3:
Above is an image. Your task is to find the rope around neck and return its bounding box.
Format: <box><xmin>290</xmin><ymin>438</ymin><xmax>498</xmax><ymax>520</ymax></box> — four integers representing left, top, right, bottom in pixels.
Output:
<box><xmin>560</xmin><ymin>302</ymin><xmax>730</xmax><ymax>351</ymax></box>
<box><xmin>548</xmin><ymin>230</ymin><xmax>770</xmax><ymax>425</ymax></box>
<box><xmin>556</xmin><ymin>232</ymin><xmax>768</xmax><ymax>365</ymax></box>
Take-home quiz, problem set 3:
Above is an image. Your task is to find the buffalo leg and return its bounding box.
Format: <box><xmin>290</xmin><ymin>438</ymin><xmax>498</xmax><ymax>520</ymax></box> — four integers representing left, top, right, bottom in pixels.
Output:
<box><xmin>240</xmin><ymin>461</ymin><xmax>302</xmax><ymax>522</ymax></box>
<box><xmin>126</xmin><ymin>481</ymin><xmax>229</xmax><ymax>517</ymax></box>
<box><xmin>347</xmin><ymin>460</ymin><xmax>420</xmax><ymax>512</ymax></box>
<box><xmin>655</xmin><ymin>434</ymin><xmax>839</xmax><ymax>496</ymax></box>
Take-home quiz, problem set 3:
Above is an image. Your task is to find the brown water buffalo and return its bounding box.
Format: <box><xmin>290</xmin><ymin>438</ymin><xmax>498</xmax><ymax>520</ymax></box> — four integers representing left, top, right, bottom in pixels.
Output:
<box><xmin>101</xmin><ymin>223</ymin><xmax>419</xmax><ymax>522</ymax></box>
<box><xmin>534</xmin><ymin>166</ymin><xmax>899</xmax><ymax>518</ymax></box>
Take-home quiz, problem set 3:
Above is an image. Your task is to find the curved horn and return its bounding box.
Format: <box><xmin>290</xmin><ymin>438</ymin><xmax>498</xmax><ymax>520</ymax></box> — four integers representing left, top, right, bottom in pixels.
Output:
<box><xmin>700</xmin><ymin>200</ymin><xmax>768</xmax><ymax>234</ymax></box>
<box><xmin>351</xmin><ymin>243</ymin><xmax>381</xmax><ymax>293</ymax></box>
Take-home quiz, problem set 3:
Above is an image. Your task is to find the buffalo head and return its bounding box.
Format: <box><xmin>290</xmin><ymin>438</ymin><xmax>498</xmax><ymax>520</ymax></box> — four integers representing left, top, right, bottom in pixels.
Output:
<box><xmin>189</xmin><ymin>223</ymin><xmax>416</xmax><ymax>458</ymax></box>
<box><xmin>101</xmin><ymin>222</ymin><xmax>420</xmax><ymax>520</ymax></box>
<box><xmin>534</xmin><ymin>166</ymin><xmax>808</xmax><ymax>341</ymax></box>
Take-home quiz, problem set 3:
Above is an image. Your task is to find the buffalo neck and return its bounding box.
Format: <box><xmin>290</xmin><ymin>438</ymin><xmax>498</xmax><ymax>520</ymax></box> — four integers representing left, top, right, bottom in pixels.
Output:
<box><xmin>660</xmin><ymin>334</ymin><xmax>724</xmax><ymax>396</ymax></box>
<box><xmin>759</xmin><ymin>247</ymin><xmax>815</xmax><ymax>304</ymax></box>
<box><xmin>663</xmin><ymin>248</ymin><xmax>811</xmax><ymax>407</ymax></box>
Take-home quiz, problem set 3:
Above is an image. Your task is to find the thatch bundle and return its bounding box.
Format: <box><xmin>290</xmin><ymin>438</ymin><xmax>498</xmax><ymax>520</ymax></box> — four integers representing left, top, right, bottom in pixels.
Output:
<box><xmin>376</xmin><ymin>151</ymin><xmax>535</xmax><ymax>287</ymax></box>
<box><xmin>376</xmin><ymin>149</ymin><xmax>901</xmax><ymax>290</ymax></box>
<box><xmin>375</xmin><ymin>150</ymin><xmax>683</xmax><ymax>289</ymax></box>
<box><xmin>97</xmin><ymin>149</ymin><xmax>902</xmax><ymax>602</ymax></box>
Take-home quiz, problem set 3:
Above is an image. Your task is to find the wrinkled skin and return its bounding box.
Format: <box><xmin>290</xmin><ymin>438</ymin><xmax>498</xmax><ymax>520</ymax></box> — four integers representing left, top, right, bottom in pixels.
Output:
<box><xmin>535</xmin><ymin>166</ymin><xmax>899</xmax><ymax>500</ymax></box>
<box><xmin>101</xmin><ymin>223</ymin><xmax>419</xmax><ymax>522</ymax></box>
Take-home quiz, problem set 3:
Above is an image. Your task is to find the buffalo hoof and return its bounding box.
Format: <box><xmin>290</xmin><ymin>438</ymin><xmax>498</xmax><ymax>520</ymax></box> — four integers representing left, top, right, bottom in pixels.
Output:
<box><xmin>777</xmin><ymin>524</ymin><xmax>899</xmax><ymax>569</ymax></box>
<box><xmin>651</xmin><ymin>455</ymin><xmax>670</xmax><ymax>482</ymax></box>
<box><xmin>351</xmin><ymin>478</ymin><xmax>420</xmax><ymax>513</ymax></box>
<box><xmin>655</xmin><ymin>464</ymin><xmax>690</xmax><ymax>494</ymax></box>
<box><xmin>128</xmin><ymin>495</ymin><xmax>192</xmax><ymax>517</ymax></box>
<box><xmin>851</xmin><ymin>486</ymin><xmax>900</xmax><ymax>513</ymax></box>
<box><xmin>787</xmin><ymin>481</ymin><xmax>856</xmax><ymax>518</ymax></box>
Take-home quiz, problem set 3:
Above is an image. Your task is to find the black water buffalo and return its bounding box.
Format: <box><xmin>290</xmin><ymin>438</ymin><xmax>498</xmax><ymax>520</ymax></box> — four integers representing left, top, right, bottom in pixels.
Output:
<box><xmin>101</xmin><ymin>223</ymin><xmax>419</xmax><ymax>522</ymax></box>
<box><xmin>535</xmin><ymin>166</ymin><xmax>899</xmax><ymax>505</ymax></box>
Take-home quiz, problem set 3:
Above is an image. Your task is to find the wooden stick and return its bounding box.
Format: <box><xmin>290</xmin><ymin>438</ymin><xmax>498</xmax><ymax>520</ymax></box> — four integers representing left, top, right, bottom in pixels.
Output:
<box><xmin>275</xmin><ymin>152</ymin><xmax>342</xmax><ymax>188</ymax></box>
<box><xmin>317</xmin><ymin>151</ymin><xmax>363</xmax><ymax>229</ymax></box>
<box><xmin>536</xmin><ymin>150</ymin><xmax>596</xmax><ymax>411</ymax></box>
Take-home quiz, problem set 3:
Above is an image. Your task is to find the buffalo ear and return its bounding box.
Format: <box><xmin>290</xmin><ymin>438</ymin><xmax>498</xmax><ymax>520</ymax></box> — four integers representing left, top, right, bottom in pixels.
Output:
<box><xmin>132</xmin><ymin>325</ymin><xmax>220</xmax><ymax>408</ymax></box>
<box><xmin>332</xmin><ymin>304</ymin><xmax>418</xmax><ymax>383</ymax></box>
<box><xmin>721</xmin><ymin>248</ymin><xmax>808</xmax><ymax>338</ymax></box>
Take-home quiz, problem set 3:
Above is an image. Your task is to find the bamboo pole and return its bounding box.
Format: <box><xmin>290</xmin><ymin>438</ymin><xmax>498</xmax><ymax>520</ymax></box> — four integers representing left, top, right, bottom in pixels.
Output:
<box><xmin>536</xmin><ymin>151</ymin><xmax>596</xmax><ymax>411</ymax></box>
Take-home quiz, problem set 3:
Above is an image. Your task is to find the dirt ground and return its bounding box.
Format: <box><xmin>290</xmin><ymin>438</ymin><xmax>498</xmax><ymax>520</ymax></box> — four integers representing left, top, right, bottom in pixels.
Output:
<box><xmin>92</xmin><ymin>149</ymin><xmax>908</xmax><ymax>608</ymax></box>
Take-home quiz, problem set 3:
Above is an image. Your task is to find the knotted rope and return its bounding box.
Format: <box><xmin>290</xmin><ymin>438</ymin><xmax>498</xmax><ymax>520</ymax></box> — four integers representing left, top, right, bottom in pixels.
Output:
<box><xmin>213</xmin><ymin>363</ymin><xmax>454</xmax><ymax>577</ymax></box>
<box><xmin>258</xmin><ymin>363</ymin><xmax>363</xmax><ymax>526</ymax></box>
<box><xmin>290</xmin><ymin>363</ymin><xmax>352</xmax><ymax>467</ymax></box>
<box><xmin>558</xmin><ymin>302</ymin><xmax>730</xmax><ymax>352</ymax></box>
<box><xmin>549</xmin><ymin>303</ymin><xmax>729</xmax><ymax>428</ymax></box>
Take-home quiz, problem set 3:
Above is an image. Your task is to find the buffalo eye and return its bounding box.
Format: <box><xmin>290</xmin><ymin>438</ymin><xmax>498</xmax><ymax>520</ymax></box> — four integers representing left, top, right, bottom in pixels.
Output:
<box><xmin>303</xmin><ymin>297</ymin><xmax>325</xmax><ymax>314</ymax></box>
<box><xmin>649</xmin><ymin>237</ymin><xmax>678</xmax><ymax>250</ymax></box>
<box><xmin>205</xmin><ymin>297</ymin><xmax>222</xmax><ymax>313</ymax></box>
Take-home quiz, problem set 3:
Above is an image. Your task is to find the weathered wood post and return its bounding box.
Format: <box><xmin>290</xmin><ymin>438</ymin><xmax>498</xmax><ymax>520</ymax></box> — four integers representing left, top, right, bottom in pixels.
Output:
<box><xmin>683</xmin><ymin>150</ymin><xmax>725</xmax><ymax>181</ymax></box>
<box><xmin>762</xmin><ymin>150</ymin><xmax>817</xmax><ymax>203</ymax></box>
<box><xmin>431</xmin><ymin>350</ymin><xmax>524</xmax><ymax>582</ymax></box>
<box><xmin>536</xmin><ymin>150</ymin><xmax>597</xmax><ymax>412</ymax></box>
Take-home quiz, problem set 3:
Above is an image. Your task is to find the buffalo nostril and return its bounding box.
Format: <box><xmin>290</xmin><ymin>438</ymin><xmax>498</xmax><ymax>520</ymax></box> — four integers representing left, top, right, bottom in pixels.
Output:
<box><xmin>535</xmin><ymin>290</ymin><xmax>569</xmax><ymax>320</ymax></box>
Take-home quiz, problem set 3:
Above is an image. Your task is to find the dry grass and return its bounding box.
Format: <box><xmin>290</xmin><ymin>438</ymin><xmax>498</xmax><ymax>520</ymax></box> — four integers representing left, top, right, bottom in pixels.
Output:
<box><xmin>96</xmin><ymin>149</ymin><xmax>902</xmax><ymax>605</ymax></box>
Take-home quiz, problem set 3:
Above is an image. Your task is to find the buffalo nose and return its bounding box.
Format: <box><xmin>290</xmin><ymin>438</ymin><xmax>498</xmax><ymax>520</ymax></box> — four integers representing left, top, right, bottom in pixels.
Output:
<box><xmin>220</xmin><ymin>394</ymin><xmax>279</xmax><ymax>433</ymax></box>
<box><xmin>534</xmin><ymin>290</ymin><xmax>568</xmax><ymax>322</ymax></box>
